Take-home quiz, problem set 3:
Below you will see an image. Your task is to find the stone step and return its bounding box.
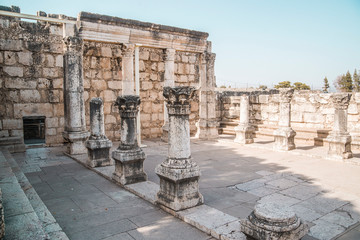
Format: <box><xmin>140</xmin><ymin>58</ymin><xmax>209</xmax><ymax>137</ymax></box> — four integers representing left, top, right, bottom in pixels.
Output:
<box><xmin>0</xmin><ymin>148</ymin><xmax>69</xmax><ymax>240</ymax></box>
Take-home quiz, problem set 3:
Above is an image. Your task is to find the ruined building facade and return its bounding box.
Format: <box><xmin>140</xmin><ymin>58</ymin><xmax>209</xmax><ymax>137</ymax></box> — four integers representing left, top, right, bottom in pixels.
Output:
<box><xmin>0</xmin><ymin>7</ymin><xmax>218</xmax><ymax>152</ymax></box>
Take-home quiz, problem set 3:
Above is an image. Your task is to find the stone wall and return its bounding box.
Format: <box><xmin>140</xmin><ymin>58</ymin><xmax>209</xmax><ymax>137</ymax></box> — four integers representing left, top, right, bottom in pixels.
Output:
<box><xmin>0</xmin><ymin>188</ymin><xmax>3</xmax><ymax>239</ymax></box>
<box><xmin>0</xmin><ymin>17</ymin><xmax>65</xmax><ymax>146</ymax></box>
<box><xmin>218</xmin><ymin>89</ymin><xmax>360</xmax><ymax>145</ymax></box>
<box><xmin>0</xmin><ymin>13</ymin><xmax>203</xmax><ymax>147</ymax></box>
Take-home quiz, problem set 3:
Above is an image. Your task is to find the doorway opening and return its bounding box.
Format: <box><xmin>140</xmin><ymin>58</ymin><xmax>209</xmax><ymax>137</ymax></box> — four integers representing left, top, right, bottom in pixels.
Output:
<box><xmin>23</xmin><ymin>116</ymin><xmax>45</xmax><ymax>145</ymax></box>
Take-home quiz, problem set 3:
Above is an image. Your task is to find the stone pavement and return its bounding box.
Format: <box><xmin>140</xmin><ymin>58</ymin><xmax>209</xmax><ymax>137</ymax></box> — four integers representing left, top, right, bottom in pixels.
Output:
<box><xmin>7</xmin><ymin>134</ymin><xmax>360</xmax><ymax>240</ymax></box>
<box><xmin>12</xmin><ymin>148</ymin><xmax>213</xmax><ymax>240</ymax></box>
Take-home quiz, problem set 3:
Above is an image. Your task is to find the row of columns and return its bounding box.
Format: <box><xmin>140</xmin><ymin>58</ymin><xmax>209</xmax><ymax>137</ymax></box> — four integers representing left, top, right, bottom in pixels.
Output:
<box><xmin>234</xmin><ymin>89</ymin><xmax>353</xmax><ymax>160</ymax></box>
<box><xmin>62</xmin><ymin>37</ymin><xmax>218</xmax><ymax>155</ymax></box>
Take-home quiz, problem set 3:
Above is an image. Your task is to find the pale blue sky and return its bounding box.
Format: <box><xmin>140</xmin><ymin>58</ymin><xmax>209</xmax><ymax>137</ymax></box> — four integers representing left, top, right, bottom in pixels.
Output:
<box><xmin>2</xmin><ymin>0</ymin><xmax>360</xmax><ymax>90</ymax></box>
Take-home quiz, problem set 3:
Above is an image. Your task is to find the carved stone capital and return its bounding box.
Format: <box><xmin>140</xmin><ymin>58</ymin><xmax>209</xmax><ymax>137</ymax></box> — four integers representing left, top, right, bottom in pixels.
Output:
<box><xmin>163</xmin><ymin>86</ymin><xmax>195</xmax><ymax>106</ymax></box>
<box><xmin>279</xmin><ymin>88</ymin><xmax>294</xmax><ymax>103</ymax></box>
<box><xmin>164</xmin><ymin>48</ymin><xmax>176</xmax><ymax>61</ymax></box>
<box><xmin>115</xmin><ymin>95</ymin><xmax>140</xmax><ymax>118</ymax></box>
<box><xmin>332</xmin><ymin>93</ymin><xmax>352</xmax><ymax>110</ymax></box>
<box><xmin>63</xmin><ymin>36</ymin><xmax>83</xmax><ymax>52</ymax></box>
<box><xmin>205</xmin><ymin>52</ymin><xmax>216</xmax><ymax>68</ymax></box>
<box><xmin>122</xmin><ymin>44</ymin><xmax>135</xmax><ymax>57</ymax></box>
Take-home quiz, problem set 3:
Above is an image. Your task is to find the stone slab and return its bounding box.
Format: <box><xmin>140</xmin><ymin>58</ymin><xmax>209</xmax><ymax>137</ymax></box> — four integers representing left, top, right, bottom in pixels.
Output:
<box><xmin>309</xmin><ymin>219</ymin><xmax>346</xmax><ymax>240</ymax></box>
<box><xmin>124</xmin><ymin>181</ymin><xmax>159</xmax><ymax>204</ymax></box>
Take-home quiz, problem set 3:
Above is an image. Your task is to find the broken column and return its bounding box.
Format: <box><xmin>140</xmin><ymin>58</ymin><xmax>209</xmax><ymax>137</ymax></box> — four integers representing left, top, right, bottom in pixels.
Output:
<box><xmin>234</xmin><ymin>95</ymin><xmax>254</xmax><ymax>144</ymax></box>
<box><xmin>241</xmin><ymin>203</ymin><xmax>309</xmax><ymax>240</ymax></box>
<box><xmin>85</xmin><ymin>98</ymin><xmax>112</xmax><ymax>167</ymax></box>
<box><xmin>112</xmin><ymin>95</ymin><xmax>147</xmax><ymax>185</ymax></box>
<box><xmin>62</xmin><ymin>36</ymin><xmax>90</xmax><ymax>155</ymax></box>
<box><xmin>326</xmin><ymin>93</ymin><xmax>353</xmax><ymax>160</ymax></box>
<box><xmin>156</xmin><ymin>86</ymin><xmax>203</xmax><ymax>211</ymax></box>
<box><xmin>273</xmin><ymin>88</ymin><xmax>296</xmax><ymax>151</ymax></box>
<box><xmin>195</xmin><ymin>51</ymin><xmax>218</xmax><ymax>140</ymax></box>
<box><xmin>162</xmin><ymin>48</ymin><xmax>176</xmax><ymax>142</ymax></box>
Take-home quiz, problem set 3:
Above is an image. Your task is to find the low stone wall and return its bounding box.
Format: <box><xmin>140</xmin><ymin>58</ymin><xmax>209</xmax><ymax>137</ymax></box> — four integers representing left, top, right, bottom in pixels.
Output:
<box><xmin>218</xmin><ymin>89</ymin><xmax>360</xmax><ymax>146</ymax></box>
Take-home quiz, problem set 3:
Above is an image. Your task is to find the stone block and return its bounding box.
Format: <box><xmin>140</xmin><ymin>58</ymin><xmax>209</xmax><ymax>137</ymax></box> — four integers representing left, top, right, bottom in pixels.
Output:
<box><xmin>45</xmin><ymin>54</ymin><xmax>55</xmax><ymax>67</ymax></box>
<box><xmin>158</xmin><ymin>62</ymin><xmax>165</xmax><ymax>72</ymax></box>
<box><xmin>291</xmin><ymin>111</ymin><xmax>303</xmax><ymax>122</ymax></box>
<box><xmin>100</xmin><ymin>58</ymin><xmax>111</xmax><ymax>69</ymax></box>
<box><xmin>101</xmin><ymin>47</ymin><xmax>112</xmax><ymax>57</ymax></box>
<box><xmin>46</xmin><ymin>128</ymin><xmax>57</xmax><ymax>136</ymax></box>
<box><xmin>10</xmin><ymin>130</ymin><xmax>23</xmax><ymax>137</ymax></box>
<box><xmin>14</xmin><ymin>103</ymin><xmax>53</xmax><ymax>118</ymax></box>
<box><xmin>103</xmin><ymin>90</ymin><xmax>116</xmax><ymax>102</ymax></box>
<box><xmin>105</xmin><ymin>115</ymin><xmax>116</xmax><ymax>124</ymax></box>
<box><xmin>46</xmin><ymin>117</ymin><xmax>58</xmax><ymax>128</ymax></box>
<box><xmin>43</xmin><ymin>68</ymin><xmax>58</xmax><ymax>78</ymax></box>
<box><xmin>55</xmin><ymin>55</ymin><xmax>63</xmax><ymax>67</ymax></box>
<box><xmin>52</xmin><ymin>78</ymin><xmax>63</xmax><ymax>89</ymax></box>
<box><xmin>141</xmin><ymin>81</ymin><xmax>153</xmax><ymax>90</ymax></box>
<box><xmin>2</xmin><ymin>119</ymin><xmax>22</xmax><ymax>129</ymax></box>
<box><xmin>20</xmin><ymin>90</ymin><xmax>41</xmax><ymax>103</ymax></box>
<box><xmin>150</xmin><ymin>73</ymin><xmax>158</xmax><ymax>81</ymax></box>
<box><xmin>0</xmin><ymin>39</ymin><xmax>23</xmax><ymax>51</ymax></box>
<box><xmin>0</xmin><ymin>130</ymin><xmax>9</xmax><ymax>137</ymax></box>
<box><xmin>189</xmin><ymin>55</ymin><xmax>197</xmax><ymax>64</ymax></box>
<box><xmin>91</xmin><ymin>80</ymin><xmax>107</xmax><ymax>90</ymax></box>
<box><xmin>4</xmin><ymin>51</ymin><xmax>16</xmax><ymax>65</ymax></box>
<box><xmin>259</xmin><ymin>95</ymin><xmax>269</xmax><ymax>104</ymax></box>
<box><xmin>348</xmin><ymin>103</ymin><xmax>358</xmax><ymax>114</ymax></box>
<box><xmin>303</xmin><ymin>113</ymin><xmax>324</xmax><ymax>123</ymax></box>
<box><xmin>37</xmin><ymin>78</ymin><xmax>50</xmax><ymax>88</ymax></box>
<box><xmin>108</xmin><ymin>81</ymin><xmax>122</xmax><ymax>89</ymax></box>
<box><xmin>150</xmin><ymin>52</ymin><xmax>160</xmax><ymax>61</ymax></box>
<box><xmin>3</xmin><ymin>66</ymin><xmax>23</xmax><ymax>77</ymax></box>
<box><xmin>103</xmin><ymin>71</ymin><xmax>112</xmax><ymax>80</ymax></box>
<box><xmin>139</xmin><ymin>51</ymin><xmax>149</xmax><ymax>60</ymax></box>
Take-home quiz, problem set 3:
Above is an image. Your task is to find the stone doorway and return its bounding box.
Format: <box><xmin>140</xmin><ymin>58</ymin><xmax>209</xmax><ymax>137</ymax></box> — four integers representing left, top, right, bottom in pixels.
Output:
<box><xmin>23</xmin><ymin>116</ymin><xmax>46</xmax><ymax>145</ymax></box>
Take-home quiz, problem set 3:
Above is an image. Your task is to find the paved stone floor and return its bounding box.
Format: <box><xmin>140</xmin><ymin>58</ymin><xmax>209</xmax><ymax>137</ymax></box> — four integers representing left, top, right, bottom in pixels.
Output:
<box><xmin>11</xmin><ymin>134</ymin><xmax>360</xmax><ymax>240</ymax></box>
<box><xmin>13</xmin><ymin>148</ymin><xmax>213</xmax><ymax>240</ymax></box>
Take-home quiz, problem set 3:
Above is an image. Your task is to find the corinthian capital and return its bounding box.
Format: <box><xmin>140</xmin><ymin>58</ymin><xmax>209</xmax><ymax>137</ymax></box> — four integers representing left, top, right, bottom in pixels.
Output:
<box><xmin>122</xmin><ymin>44</ymin><xmax>135</xmax><ymax>57</ymax></box>
<box><xmin>332</xmin><ymin>93</ymin><xmax>352</xmax><ymax>110</ymax></box>
<box><xmin>164</xmin><ymin>48</ymin><xmax>176</xmax><ymax>61</ymax></box>
<box><xmin>163</xmin><ymin>86</ymin><xmax>195</xmax><ymax>106</ymax></box>
<box><xmin>205</xmin><ymin>52</ymin><xmax>216</xmax><ymax>68</ymax></box>
<box><xmin>115</xmin><ymin>95</ymin><xmax>140</xmax><ymax>118</ymax></box>
<box><xmin>63</xmin><ymin>36</ymin><xmax>83</xmax><ymax>52</ymax></box>
<box><xmin>279</xmin><ymin>88</ymin><xmax>294</xmax><ymax>103</ymax></box>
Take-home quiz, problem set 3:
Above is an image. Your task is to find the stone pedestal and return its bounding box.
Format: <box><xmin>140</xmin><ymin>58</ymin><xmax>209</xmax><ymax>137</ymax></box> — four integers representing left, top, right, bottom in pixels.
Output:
<box><xmin>156</xmin><ymin>87</ymin><xmax>203</xmax><ymax>211</ymax></box>
<box><xmin>162</xmin><ymin>48</ymin><xmax>175</xmax><ymax>142</ymax></box>
<box><xmin>241</xmin><ymin>203</ymin><xmax>309</xmax><ymax>240</ymax></box>
<box><xmin>326</xmin><ymin>93</ymin><xmax>353</xmax><ymax>160</ymax></box>
<box><xmin>274</xmin><ymin>88</ymin><xmax>296</xmax><ymax>151</ymax></box>
<box><xmin>85</xmin><ymin>98</ymin><xmax>112</xmax><ymax>168</ymax></box>
<box><xmin>62</xmin><ymin>36</ymin><xmax>89</xmax><ymax>155</ymax></box>
<box><xmin>234</xmin><ymin>95</ymin><xmax>254</xmax><ymax>144</ymax></box>
<box><xmin>112</xmin><ymin>95</ymin><xmax>147</xmax><ymax>185</ymax></box>
<box><xmin>195</xmin><ymin>52</ymin><xmax>218</xmax><ymax>140</ymax></box>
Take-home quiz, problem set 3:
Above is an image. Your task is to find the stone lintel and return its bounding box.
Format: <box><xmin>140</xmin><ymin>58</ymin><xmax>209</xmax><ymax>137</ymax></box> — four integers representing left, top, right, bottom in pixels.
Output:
<box><xmin>155</xmin><ymin>163</ymin><xmax>201</xmax><ymax>182</ymax></box>
<box><xmin>78</xmin><ymin>11</ymin><xmax>209</xmax><ymax>39</ymax></box>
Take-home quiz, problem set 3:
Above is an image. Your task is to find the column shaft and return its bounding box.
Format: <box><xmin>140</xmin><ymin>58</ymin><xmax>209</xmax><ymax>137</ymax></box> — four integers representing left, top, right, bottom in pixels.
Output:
<box><xmin>235</xmin><ymin>95</ymin><xmax>254</xmax><ymax>144</ymax></box>
<box><xmin>122</xmin><ymin>44</ymin><xmax>135</xmax><ymax>95</ymax></box>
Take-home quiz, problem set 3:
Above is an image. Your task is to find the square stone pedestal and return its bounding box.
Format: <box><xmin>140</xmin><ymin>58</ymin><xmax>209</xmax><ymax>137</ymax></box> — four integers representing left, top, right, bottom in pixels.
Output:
<box><xmin>112</xmin><ymin>148</ymin><xmax>147</xmax><ymax>185</ymax></box>
<box><xmin>155</xmin><ymin>163</ymin><xmax>203</xmax><ymax>211</ymax></box>
<box><xmin>63</xmin><ymin>131</ymin><xmax>90</xmax><ymax>155</ymax></box>
<box><xmin>273</xmin><ymin>127</ymin><xmax>296</xmax><ymax>151</ymax></box>
<box><xmin>86</xmin><ymin>139</ymin><xmax>113</xmax><ymax>167</ymax></box>
<box><xmin>326</xmin><ymin>134</ymin><xmax>353</xmax><ymax>160</ymax></box>
<box><xmin>234</xmin><ymin>124</ymin><xmax>254</xmax><ymax>144</ymax></box>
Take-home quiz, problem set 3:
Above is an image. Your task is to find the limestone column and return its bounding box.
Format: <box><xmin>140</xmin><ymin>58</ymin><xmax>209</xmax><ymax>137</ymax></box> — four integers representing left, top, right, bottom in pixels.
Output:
<box><xmin>234</xmin><ymin>95</ymin><xmax>254</xmax><ymax>144</ymax></box>
<box><xmin>273</xmin><ymin>88</ymin><xmax>296</xmax><ymax>151</ymax></box>
<box><xmin>85</xmin><ymin>98</ymin><xmax>112</xmax><ymax>167</ymax></box>
<box><xmin>326</xmin><ymin>93</ymin><xmax>353</xmax><ymax>160</ymax></box>
<box><xmin>155</xmin><ymin>86</ymin><xmax>203</xmax><ymax>211</ymax></box>
<box><xmin>112</xmin><ymin>95</ymin><xmax>147</xmax><ymax>185</ymax></box>
<box><xmin>161</xmin><ymin>48</ymin><xmax>176</xmax><ymax>142</ymax></box>
<box><xmin>241</xmin><ymin>203</ymin><xmax>309</xmax><ymax>240</ymax></box>
<box><xmin>62</xmin><ymin>36</ymin><xmax>89</xmax><ymax>155</ymax></box>
<box><xmin>122</xmin><ymin>44</ymin><xmax>135</xmax><ymax>95</ymax></box>
<box><xmin>195</xmin><ymin>52</ymin><xmax>218</xmax><ymax>140</ymax></box>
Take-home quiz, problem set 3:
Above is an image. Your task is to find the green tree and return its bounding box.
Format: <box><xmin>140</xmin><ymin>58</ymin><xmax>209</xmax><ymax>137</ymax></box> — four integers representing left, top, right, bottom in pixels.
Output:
<box><xmin>353</xmin><ymin>69</ymin><xmax>360</xmax><ymax>92</ymax></box>
<box><xmin>274</xmin><ymin>81</ymin><xmax>291</xmax><ymax>89</ymax></box>
<box><xmin>258</xmin><ymin>85</ymin><xmax>268</xmax><ymax>90</ymax></box>
<box><xmin>335</xmin><ymin>71</ymin><xmax>353</xmax><ymax>92</ymax></box>
<box><xmin>293</xmin><ymin>82</ymin><xmax>310</xmax><ymax>90</ymax></box>
<box><xmin>323</xmin><ymin>77</ymin><xmax>330</xmax><ymax>93</ymax></box>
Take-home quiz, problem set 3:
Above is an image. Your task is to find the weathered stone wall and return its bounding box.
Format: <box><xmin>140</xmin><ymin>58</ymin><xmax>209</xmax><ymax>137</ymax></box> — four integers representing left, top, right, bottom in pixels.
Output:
<box><xmin>218</xmin><ymin>90</ymin><xmax>360</xmax><ymax>143</ymax></box>
<box><xmin>0</xmin><ymin>15</ymin><xmax>202</xmax><ymax>146</ymax></box>
<box><xmin>0</xmin><ymin>17</ymin><xmax>65</xmax><ymax>146</ymax></box>
<box><xmin>0</xmin><ymin>188</ymin><xmax>4</xmax><ymax>239</ymax></box>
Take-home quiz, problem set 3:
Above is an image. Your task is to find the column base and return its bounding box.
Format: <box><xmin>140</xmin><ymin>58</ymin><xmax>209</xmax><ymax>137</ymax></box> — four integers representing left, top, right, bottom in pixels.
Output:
<box><xmin>112</xmin><ymin>147</ymin><xmax>147</xmax><ymax>185</ymax></box>
<box><xmin>234</xmin><ymin>124</ymin><xmax>254</xmax><ymax>144</ymax></box>
<box><xmin>326</xmin><ymin>134</ymin><xmax>353</xmax><ymax>160</ymax></box>
<box><xmin>240</xmin><ymin>203</ymin><xmax>309</xmax><ymax>240</ymax></box>
<box><xmin>195</xmin><ymin>119</ymin><xmax>218</xmax><ymax>140</ymax></box>
<box><xmin>161</xmin><ymin>123</ymin><xmax>169</xmax><ymax>142</ymax></box>
<box><xmin>63</xmin><ymin>131</ymin><xmax>90</xmax><ymax>155</ymax></box>
<box><xmin>273</xmin><ymin>127</ymin><xmax>296</xmax><ymax>151</ymax></box>
<box><xmin>85</xmin><ymin>138</ymin><xmax>113</xmax><ymax>168</ymax></box>
<box><xmin>155</xmin><ymin>161</ymin><xmax>203</xmax><ymax>211</ymax></box>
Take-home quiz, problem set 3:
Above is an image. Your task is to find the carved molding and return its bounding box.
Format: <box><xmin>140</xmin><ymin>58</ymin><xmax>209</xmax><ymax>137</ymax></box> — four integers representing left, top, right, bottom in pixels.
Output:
<box><xmin>63</xmin><ymin>36</ymin><xmax>83</xmax><ymax>52</ymax></box>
